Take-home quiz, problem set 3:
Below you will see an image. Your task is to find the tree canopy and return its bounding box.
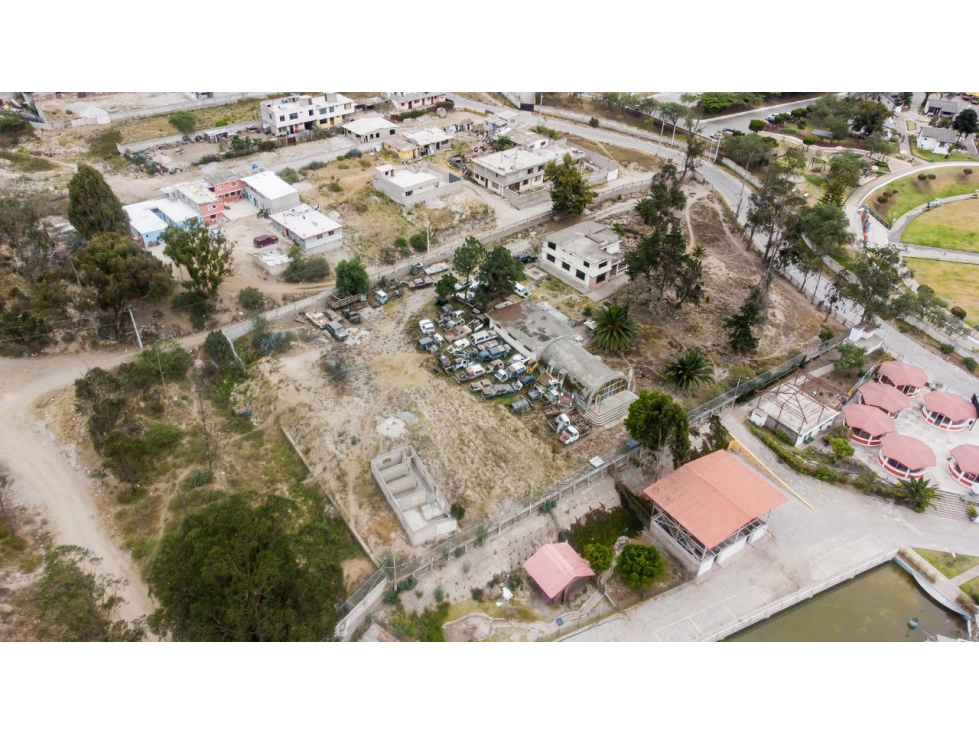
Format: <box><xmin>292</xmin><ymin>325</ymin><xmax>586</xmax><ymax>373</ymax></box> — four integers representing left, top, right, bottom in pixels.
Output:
<box><xmin>829</xmin><ymin>242</ymin><xmax>911</xmax><ymax>324</ymax></box>
<box><xmin>168</xmin><ymin>111</ymin><xmax>198</xmax><ymax>135</ymax></box>
<box><xmin>73</xmin><ymin>233</ymin><xmax>174</xmax><ymax>339</ymax></box>
<box><xmin>146</xmin><ymin>492</ymin><xmax>348</xmax><ymax>641</ymax></box>
<box><xmin>475</xmin><ymin>245</ymin><xmax>524</xmax><ymax>309</ymax></box>
<box><xmin>624</xmin><ymin>391</ymin><xmax>690</xmax><ymax>467</ymax></box>
<box><xmin>591</xmin><ymin>304</ymin><xmax>638</xmax><ymax>352</ymax></box>
<box><xmin>725</xmin><ymin>290</ymin><xmax>763</xmax><ymax>354</ymax></box>
<box><xmin>545</xmin><ymin>153</ymin><xmax>595</xmax><ymax>217</ymax></box>
<box><xmin>953</xmin><ymin>108</ymin><xmax>978</xmax><ymax>136</ymax></box>
<box><xmin>452</xmin><ymin>236</ymin><xmax>486</xmax><ymax>285</ymax></box>
<box><xmin>335</xmin><ymin>257</ymin><xmax>370</xmax><ymax>295</ymax></box>
<box><xmin>161</xmin><ymin>220</ymin><xmax>235</xmax><ymax>297</ymax></box>
<box><xmin>24</xmin><ymin>545</ymin><xmax>145</xmax><ymax>641</ymax></box>
<box><xmin>616</xmin><ymin>543</ymin><xmax>666</xmax><ymax>589</ymax></box>
<box><xmin>67</xmin><ymin>164</ymin><xmax>130</xmax><ymax>240</ymax></box>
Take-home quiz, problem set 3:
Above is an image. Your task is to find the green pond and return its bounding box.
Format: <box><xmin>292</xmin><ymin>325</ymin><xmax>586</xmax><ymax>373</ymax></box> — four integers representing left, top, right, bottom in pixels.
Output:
<box><xmin>728</xmin><ymin>562</ymin><xmax>969</xmax><ymax>642</ymax></box>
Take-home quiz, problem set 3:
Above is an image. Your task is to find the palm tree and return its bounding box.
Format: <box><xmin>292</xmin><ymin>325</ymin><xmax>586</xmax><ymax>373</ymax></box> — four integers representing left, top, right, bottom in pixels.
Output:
<box><xmin>592</xmin><ymin>304</ymin><xmax>638</xmax><ymax>353</ymax></box>
<box><xmin>664</xmin><ymin>350</ymin><xmax>715</xmax><ymax>394</ymax></box>
<box><xmin>896</xmin><ymin>476</ymin><xmax>938</xmax><ymax>513</ymax></box>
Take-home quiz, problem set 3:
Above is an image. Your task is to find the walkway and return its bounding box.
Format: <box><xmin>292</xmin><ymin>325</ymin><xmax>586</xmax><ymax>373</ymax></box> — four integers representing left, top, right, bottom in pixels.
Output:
<box><xmin>950</xmin><ymin>563</ymin><xmax>979</xmax><ymax>587</ymax></box>
<box><xmin>889</xmin><ymin>193</ymin><xmax>979</xmax><ymax>246</ymax></box>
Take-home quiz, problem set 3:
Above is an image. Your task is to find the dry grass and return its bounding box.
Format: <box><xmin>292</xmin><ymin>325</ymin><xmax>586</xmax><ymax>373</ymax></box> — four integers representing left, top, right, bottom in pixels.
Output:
<box><xmin>109</xmin><ymin>97</ymin><xmax>268</xmax><ymax>144</ymax></box>
<box><xmin>565</xmin><ymin>134</ymin><xmax>663</xmax><ymax>170</ymax></box>
<box><xmin>905</xmin><ymin>258</ymin><xmax>979</xmax><ymax>319</ymax></box>
<box><xmin>902</xmin><ymin>199</ymin><xmax>979</xmax><ymax>252</ymax></box>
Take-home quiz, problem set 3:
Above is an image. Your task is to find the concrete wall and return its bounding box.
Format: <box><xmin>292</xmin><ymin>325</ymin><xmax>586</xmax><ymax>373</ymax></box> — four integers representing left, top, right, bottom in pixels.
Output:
<box><xmin>372</xmin><ymin>164</ymin><xmax>463</xmax><ymax>208</ymax></box>
<box><xmin>371</xmin><ymin>446</ymin><xmax>458</xmax><ymax>546</ymax></box>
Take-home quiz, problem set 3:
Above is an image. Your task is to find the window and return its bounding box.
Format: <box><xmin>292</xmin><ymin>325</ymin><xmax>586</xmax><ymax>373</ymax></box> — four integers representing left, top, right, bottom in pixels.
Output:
<box><xmin>546</xmin><ymin>253</ymin><xmax>556</xmax><ymax>263</ymax></box>
<box><xmin>562</xmin><ymin>262</ymin><xmax>571</xmax><ymax>271</ymax></box>
<box><xmin>582</xmin><ymin>261</ymin><xmax>590</xmax><ymax>269</ymax></box>
<box><xmin>527</xmin><ymin>168</ymin><xmax>533</xmax><ymax>175</ymax></box>
<box><xmin>279</xmin><ymin>115</ymin><xmax>285</xmax><ymax>122</ymax></box>
<box><xmin>548</xmin><ymin>242</ymin><xmax>556</xmax><ymax>250</ymax></box>
<box><xmin>405</xmin><ymin>190</ymin><xmax>413</xmax><ymax>197</ymax></box>
<box><xmin>289</xmin><ymin>113</ymin><xmax>298</xmax><ymax>120</ymax></box>
<box><xmin>596</xmin><ymin>272</ymin><xmax>606</xmax><ymax>284</ymax></box>
<box><xmin>576</xmin><ymin>269</ymin><xmax>585</xmax><ymax>281</ymax></box>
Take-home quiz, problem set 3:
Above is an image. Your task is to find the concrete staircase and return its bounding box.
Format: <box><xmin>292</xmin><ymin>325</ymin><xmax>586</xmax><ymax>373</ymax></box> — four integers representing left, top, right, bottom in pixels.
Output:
<box><xmin>929</xmin><ymin>490</ymin><xmax>973</xmax><ymax>521</ymax></box>
<box><xmin>584</xmin><ymin>391</ymin><xmax>637</xmax><ymax>427</ymax></box>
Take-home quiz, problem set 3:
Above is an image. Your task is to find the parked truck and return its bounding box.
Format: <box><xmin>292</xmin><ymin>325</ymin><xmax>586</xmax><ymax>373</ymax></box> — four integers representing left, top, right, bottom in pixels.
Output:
<box><xmin>330</xmin><ymin>291</ymin><xmax>367</xmax><ymax>309</ymax></box>
<box><xmin>407</xmin><ymin>277</ymin><xmax>434</xmax><ymax>290</ymax></box>
<box><xmin>305</xmin><ymin>311</ymin><xmax>330</xmax><ymax>330</ymax></box>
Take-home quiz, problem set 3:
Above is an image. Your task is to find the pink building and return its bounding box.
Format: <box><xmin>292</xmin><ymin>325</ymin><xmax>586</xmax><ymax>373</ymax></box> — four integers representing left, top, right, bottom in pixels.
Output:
<box><xmin>921</xmin><ymin>391</ymin><xmax>977</xmax><ymax>431</ymax></box>
<box><xmin>523</xmin><ymin>542</ymin><xmax>595</xmax><ymax>604</ymax></box>
<box><xmin>388</xmin><ymin>92</ymin><xmax>447</xmax><ymax>114</ymax></box>
<box><xmin>165</xmin><ymin>181</ymin><xmax>225</xmax><ymax>225</ymax></box>
<box><xmin>210</xmin><ymin>178</ymin><xmax>243</xmax><ymax>202</ymax></box>
<box><xmin>877</xmin><ymin>434</ymin><xmax>936</xmax><ymax>480</ymax></box>
<box><xmin>948</xmin><ymin>445</ymin><xmax>979</xmax><ymax>490</ymax></box>
<box><xmin>842</xmin><ymin>404</ymin><xmax>895</xmax><ymax>446</ymax></box>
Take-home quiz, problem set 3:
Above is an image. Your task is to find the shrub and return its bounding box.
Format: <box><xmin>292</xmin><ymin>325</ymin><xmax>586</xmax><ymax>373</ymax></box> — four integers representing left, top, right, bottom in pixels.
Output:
<box><xmin>582</xmin><ymin>305</ymin><xmax>594</xmax><ymax>318</ymax></box>
<box><xmin>940</xmin><ymin>343</ymin><xmax>955</xmax><ymax>354</ymax></box>
<box><xmin>184</xmin><ymin>469</ymin><xmax>212</xmax><ymax>489</ymax></box>
<box><xmin>748</xmin><ymin>120</ymin><xmax>766</xmax><ymax>132</ymax></box>
<box><xmin>616</xmin><ymin>543</ymin><xmax>666</xmax><ymax>589</ymax></box>
<box><xmin>214</xmin><ymin>119</ymin><xmax>229</xmax><ymax>127</ymax></box>
<box><xmin>964</xmin><ymin>169</ymin><xmax>973</xmax><ymax>175</ymax></box>
<box><xmin>830</xmin><ymin>437</ymin><xmax>855</xmax><ymax>461</ymax></box>
<box><xmin>449</xmin><ymin>501</ymin><xmax>465</xmax><ymax>520</ymax></box>
<box><xmin>928</xmin><ymin>173</ymin><xmax>936</xmax><ymax>180</ymax></box>
<box><xmin>583</xmin><ymin>543</ymin><xmax>614</xmax><ymax>573</ymax></box>
<box><xmin>950</xmin><ymin>306</ymin><xmax>967</xmax><ymax>320</ymax></box>
<box><xmin>394</xmin><ymin>236</ymin><xmax>408</xmax><ymax>252</ymax></box>
<box><xmin>409</xmin><ymin>232</ymin><xmax>427</xmax><ymax>252</ymax></box>
<box><xmin>803</xmin><ymin>136</ymin><xmax>820</xmax><ymax>145</ymax></box>
<box><xmin>963</xmin><ymin>357</ymin><xmax>977</xmax><ymax>373</ymax></box>
<box><xmin>819</xmin><ymin>327</ymin><xmax>835</xmax><ymax>342</ymax></box>
<box><xmin>279</xmin><ymin>167</ymin><xmax>300</xmax><ymax>184</ymax></box>
<box><xmin>877</xmin><ymin>196</ymin><xmax>888</xmax><ymax>204</ymax></box>
<box><xmin>773</xmin><ymin>429</ymin><xmax>794</xmax><ymax>446</ymax></box>
<box><xmin>470</xmin><ymin>587</ymin><xmax>484</xmax><ymax>602</ymax></box>
<box><xmin>589</xmin><ymin>117</ymin><xmax>600</xmax><ymax>128</ymax></box>
<box><xmin>327</xmin><ymin>181</ymin><xmax>342</xmax><ymax>193</ymax></box>
<box><xmin>454</xmin><ymin>546</ymin><xmax>465</xmax><ymax>558</ymax></box>
<box><xmin>238</xmin><ymin>287</ymin><xmax>264</xmax><ymax>310</ymax></box>
<box><xmin>343</xmin><ymin>148</ymin><xmax>362</xmax><ymax>159</ymax></box>
<box><xmin>433</xmin><ymin>586</ymin><xmax>445</xmax><ymax>603</ymax></box>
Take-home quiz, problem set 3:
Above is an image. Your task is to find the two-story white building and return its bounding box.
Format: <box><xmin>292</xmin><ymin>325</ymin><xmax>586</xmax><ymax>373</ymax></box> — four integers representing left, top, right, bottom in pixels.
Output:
<box><xmin>539</xmin><ymin>221</ymin><xmax>626</xmax><ymax>293</ymax></box>
<box><xmin>261</xmin><ymin>93</ymin><xmax>355</xmax><ymax>137</ymax></box>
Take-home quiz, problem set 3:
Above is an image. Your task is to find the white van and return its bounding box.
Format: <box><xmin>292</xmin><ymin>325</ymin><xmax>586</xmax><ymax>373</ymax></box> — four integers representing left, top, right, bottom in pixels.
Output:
<box><xmin>514</xmin><ymin>283</ymin><xmax>530</xmax><ymax>298</ymax></box>
<box><xmin>471</xmin><ymin>330</ymin><xmax>498</xmax><ymax>347</ymax></box>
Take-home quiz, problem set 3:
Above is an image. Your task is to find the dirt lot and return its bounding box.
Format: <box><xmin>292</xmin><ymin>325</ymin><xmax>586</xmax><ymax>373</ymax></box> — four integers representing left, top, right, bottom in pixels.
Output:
<box><xmin>276</xmin><ymin>287</ymin><xmax>630</xmax><ymax>562</ymax></box>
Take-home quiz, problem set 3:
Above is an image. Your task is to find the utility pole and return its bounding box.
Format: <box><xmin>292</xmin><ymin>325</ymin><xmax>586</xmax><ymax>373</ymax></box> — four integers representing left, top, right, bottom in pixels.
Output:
<box><xmin>128</xmin><ymin>307</ymin><xmax>144</xmax><ymax>349</ymax></box>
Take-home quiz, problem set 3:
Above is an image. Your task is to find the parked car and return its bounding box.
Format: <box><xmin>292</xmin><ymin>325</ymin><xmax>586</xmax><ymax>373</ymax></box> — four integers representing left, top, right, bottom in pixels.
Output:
<box><xmin>513</xmin><ymin>283</ymin><xmax>530</xmax><ymax>298</ymax></box>
<box><xmin>325</xmin><ymin>320</ymin><xmax>349</xmax><ymax>341</ymax></box>
<box><xmin>424</xmin><ymin>262</ymin><xmax>449</xmax><ymax>276</ymax></box>
<box><xmin>253</xmin><ymin>234</ymin><xmax>279</xmax><ymax>248</ymax></box>
<box><xmin>419</xmin><ymin>318</ymin><xmax>436</xmax><ymax>336</ymax></box>
<box><xmin>324</xmin><ymin>309</ymin><xmax>341</xmax><ymax>322</ymax></box>
<box><xmin>516</xmin><ymin>253</ymin><xmax>538</xmax><ymax>264</ymax></box>
<box><xmin>418</xmin><ymin>337</ymin><xmax>438</xmax><ymax>353</ymax></box>
<box><xmin>342</xmin><ymin>307</ymin><xmax>361</xmax><ymax>324</ymax></box>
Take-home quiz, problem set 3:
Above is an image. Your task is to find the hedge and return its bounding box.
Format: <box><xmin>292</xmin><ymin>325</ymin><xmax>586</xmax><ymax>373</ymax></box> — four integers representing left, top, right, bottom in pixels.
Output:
<box><xmin>750</xmin><ymin>427</ymin><xmax>846</xmax><ymax>484</ymax></box>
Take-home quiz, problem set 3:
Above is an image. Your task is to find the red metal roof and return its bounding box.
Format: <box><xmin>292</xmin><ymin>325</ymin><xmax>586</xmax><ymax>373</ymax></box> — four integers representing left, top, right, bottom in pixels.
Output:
<box><xmin>877</xmin><ymin>361</ymin><xmax>928</xmax><ymax>389</ymax></box>
<box><xmin>858</xmin><ymin>382</ymin><xmax>911</xmax><ymax>414</ymax></box>
<box><xmin>924</xmin><ymin>391</ymin><xmax>977</xmax><ymax>423</ymax></box>
<box><xmin>842</xmin><ymin>404</ymin><xmax>896</xmax><ymax>437</ymax></box>
<box><xmin>642</xmin><ymin>451</ymin><xmax>788</xmax><ymax>550</ymax></box>
<box><xmin>950</xmin><ymin>445</ymin><xmax>979</xmax><ymax>474</ymax></box>
<box><xmin>879</xmin><ymin>434</ymin><xmax>937</xmax><ymax>470</ymax></box>
<box><xmin>523</xmin><ymin>542</ymin><xmax>595</xmax><ymax>600</ymax></box>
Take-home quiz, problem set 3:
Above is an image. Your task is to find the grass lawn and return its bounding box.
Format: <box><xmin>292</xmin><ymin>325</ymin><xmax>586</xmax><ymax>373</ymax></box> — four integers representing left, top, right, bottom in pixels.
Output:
<box><xmin>901</xmin><ymin>199</ymin><xmax>979</xmax><ymax>251</ymax></box>
<box><xmin>0</xmin><ymin>150</ymin><xmax>57</xmax><ymax>172</ymax></box>
<box><xmin>870</xmin><ymin>167</ymin><xmax>979</xmax><ymax>224</ymax></box>
<box><xmin>962</xmin><ymin>576</ymin><xmax>979</xmax><ymax>603</ymax></box>
<box><xmin>914</xmin><ymin>548</ymin><xmax>979</xmax><ymax>579</ymax></box>
<box><xmin>905</xmin><ymin>258</ymin><xmax>979</xmax><ymax>319</ymax></box>
<box><xmin>906</xmin><ymin>120</ymin><xmax>917</xmax><ymax>132</ymax></box>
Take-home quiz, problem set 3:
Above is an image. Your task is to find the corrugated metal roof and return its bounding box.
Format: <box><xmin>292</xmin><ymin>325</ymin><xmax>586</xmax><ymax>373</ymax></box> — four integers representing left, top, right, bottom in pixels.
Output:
<box><xmin>523</xmin><ymin>542</ymin><xmax>594</xmax><ymax>600</ymax></box>
<box><xmin>643</xmin><ymin>451</ymin><xmax>788</xmax><ymax>550</ymax></box>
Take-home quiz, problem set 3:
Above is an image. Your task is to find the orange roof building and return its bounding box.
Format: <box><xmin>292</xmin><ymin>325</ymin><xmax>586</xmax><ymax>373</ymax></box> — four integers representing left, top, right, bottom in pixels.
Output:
<box><xmin>643</xmin><ymin>450</ymin><xmax>788</xmax><ymax>576</ymax></box>
<box><xmin>523</xmin><ymin>542</ymin><xmax>595</xmax><ymax>604</ymax></box>
<box><xmin>876</xmin><ymin>361</ymin><xmax>928</xmax><ymax>396</ymax></box>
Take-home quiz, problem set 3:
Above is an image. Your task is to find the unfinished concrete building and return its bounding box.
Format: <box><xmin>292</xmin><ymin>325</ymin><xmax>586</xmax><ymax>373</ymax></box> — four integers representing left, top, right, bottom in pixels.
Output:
<box><xmin>370</xmin><ymin>446</ymin><xmax>458</xmax><ymax>546</ymax></box>
<box><xmin>749</xmin><ymin>373</ymin><xmax>842</xmax><ymax>448</ymax></box>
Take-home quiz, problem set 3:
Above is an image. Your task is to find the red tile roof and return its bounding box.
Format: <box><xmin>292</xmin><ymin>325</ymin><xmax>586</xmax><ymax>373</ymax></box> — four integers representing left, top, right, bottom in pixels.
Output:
<box><xmin>523</xmin><ymin>542</ymin><xmax>595</xmax><ymax>600</ymax></box>
<box><xmin>642</xmin><ymin>451</ymin><xmax>788</xmax><ymax>550</ymax></box>
<box><xmin>842</xmin><ymin>404</ymin><xmax>896</xmax><ymax>437</ymax></box>
<box><xmin>879</xmin><ymin>434</ymin><xmax>937</xmax><ymax>470</ymax></box>
<box><xmin>858</xmin><ymin>382</ymin><xmax>911</xmax><ymax>414</ymax></box>
<box><xmin>924</xmin><ymin>391</ymin><xmax>978</xmax><ymax>423</ymax></box>
<box><xmin>950</xmin><ymin>445</ymin><xmax>979</xmax><ymax>474</ymax></box>
<box><xmin>877</xmin><ymin>361</ymin><xmax>928</xmax><ymax>389</ymax></box>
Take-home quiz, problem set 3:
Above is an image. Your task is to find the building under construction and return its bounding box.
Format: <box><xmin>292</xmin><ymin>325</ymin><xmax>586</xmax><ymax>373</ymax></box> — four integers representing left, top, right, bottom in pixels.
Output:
<box><xmin>749</xmin><ymin>372</ymin><xmax>843</xmax><ymax>448</ymax></box>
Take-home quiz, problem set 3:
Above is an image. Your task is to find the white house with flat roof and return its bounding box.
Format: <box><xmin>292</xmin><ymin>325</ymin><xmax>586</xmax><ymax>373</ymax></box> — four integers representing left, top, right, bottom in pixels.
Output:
<box><xmin>403</xmin><ymin>127</ymin><xmax>454</xmax><ymax>156</ymax></box>
<box><xmin>124</xmin><ymin>198</ymin><xmax>201</xmax><ymax>247</ymax></box>
<box><xmin>539</xmin><ymin>221</ymin><xmax>627</xmax><ymax>293</ymax></box>
<box><xmin>241</xmin><ymin>171</ymin><xmax>301</xmax><ymax>214</ymax></box>
<box><xmin>261</xmin><ymin>93</ymin><xmax>355</xmax><ymax>137</ymax></box>
<box><xmin>269</xmin><ymin>204</ymin><xmax>342</xmax><ymax>251</ymax></box>
<box><xmin>386</xmin><ymin>93</ymin><xmax>447</xmax><ymax>114</ymax></box>
<box><xmin>163</xmin><ymin>180</ymin><xmax>224</xmax><ymax>224</ymax></box>
<box><xmin>373</xmin><ymin>163</ymin><xmax>463</xmax><ymax>208</ymax></box>
<box><xmin>342</xmin><ymin>117</ymin><xmax>399</xmax><ymax>144</ymax></box>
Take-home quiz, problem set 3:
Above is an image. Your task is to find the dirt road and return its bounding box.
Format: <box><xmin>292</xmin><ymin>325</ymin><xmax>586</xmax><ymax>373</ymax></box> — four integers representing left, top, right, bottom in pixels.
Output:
<box><xmin>0</xmin><ymin>350</ymin><xmax>156</xmax><ymax>624</ymax></box>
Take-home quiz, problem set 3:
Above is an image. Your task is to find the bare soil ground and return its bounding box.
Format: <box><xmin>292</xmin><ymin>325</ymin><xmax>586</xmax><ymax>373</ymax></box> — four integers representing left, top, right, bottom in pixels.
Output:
<box><xmin>598</xmin><ymin>185</ymin><xmax>826</xmax><ymax>406</ymax></box>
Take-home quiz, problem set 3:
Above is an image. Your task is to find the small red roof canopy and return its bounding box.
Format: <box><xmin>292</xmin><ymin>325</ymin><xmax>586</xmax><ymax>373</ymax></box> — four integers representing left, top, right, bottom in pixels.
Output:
<box><xmin>877</xmin><ymin>361</ymin><xmax>927</xmax><ymax>389</ymax></box>
<box><xmin>879</xmin><ymin>434</ymin><xmax>937</xmax><ymax>470</ymax></box>
<box><xmin>924</xmin><ymin>391</ymin><xmax>978</xmax><ymax>423</ymax></box>
<box><xmin>842</xmin><ymin>404</ymin><xmax>896</xmax><ymax>437</ymax></box>
<box><xmin>858</xmin><ymin>382</ymin><xmax>911</xmax><ymax>414</ymax></box>
<box><xmin>950</xmin><ymin>445</ymin><xmax>979</xmax><ymax>474</ymax></box>
<box><xmin>523</xmin><ymin>542</ymin><xmax>594</xmax><ymax>600</ymax></box>
<box><xmin>643</xmin><ymin>451</ymin><xmax>788</xmax><ymax>550</ymax></box>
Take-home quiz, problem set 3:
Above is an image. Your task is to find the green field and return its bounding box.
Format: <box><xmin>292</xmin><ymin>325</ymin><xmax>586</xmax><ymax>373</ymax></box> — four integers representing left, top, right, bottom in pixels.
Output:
<box><xmin>915</xmin><ymin>548</ymin><xmax>979</xmax><ymax>579</ymax></box>
<box><xmin>902</xmin><ymin>199</ymin><xmax>979</xmax><ymax>252</ymax></box>
<box><xmin>905</xmin><ymin>258</ymin><xmax>979</xmax><ymax>320</ymax></box>
<box><xmin>870</xmin><ymin>167</ymin><xmax>979</xmax><ymax>224</ymax></box>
